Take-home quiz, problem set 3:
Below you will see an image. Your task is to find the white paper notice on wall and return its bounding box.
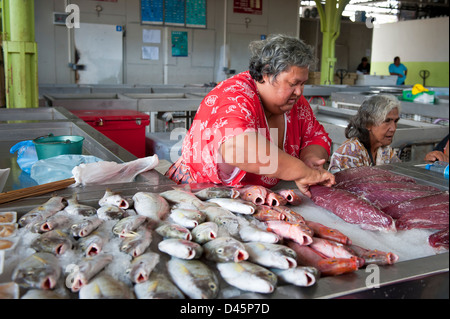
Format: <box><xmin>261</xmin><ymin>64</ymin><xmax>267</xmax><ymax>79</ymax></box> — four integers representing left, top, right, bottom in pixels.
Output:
<box><xmin>142</xmin><ymin>46</ymin><xmax>159</xmax><ymax>60</ymax></box>
<box><xmin>143</xmin><ymin>29</ymin><xmax>161</xmax><ymax>43</ymax></box>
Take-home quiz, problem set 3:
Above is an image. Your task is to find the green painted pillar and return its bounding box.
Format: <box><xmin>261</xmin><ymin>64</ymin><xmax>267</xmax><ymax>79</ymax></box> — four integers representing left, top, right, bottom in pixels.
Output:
<box><xmin>314</xmin><ymin>0</ymin><xmax>349</xmax><ymax>85</ymax></box>
<box><xmin>1</xmin><ymin>0</ymin><xmax>39</xmax><ymax>108</ymax></box>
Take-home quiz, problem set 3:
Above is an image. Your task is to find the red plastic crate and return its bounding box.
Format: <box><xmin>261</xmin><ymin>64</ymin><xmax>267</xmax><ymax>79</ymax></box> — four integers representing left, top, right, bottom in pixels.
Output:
<box><xmin>71</xmin><ymin>109</ymin><xmax>150</xmax><ymax>158</ymax></box>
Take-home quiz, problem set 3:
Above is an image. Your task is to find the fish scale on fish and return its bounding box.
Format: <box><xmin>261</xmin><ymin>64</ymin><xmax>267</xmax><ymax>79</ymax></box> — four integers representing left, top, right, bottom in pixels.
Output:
<box><xmin>244</xmin><ymin>242</ymin><xmax>297</xmax><ymax>269</ymax></box>
<box><xmin>113</xmin><ymin>215</ymin><xmax>148</xmax><ymax>238</ymax></box>
<box><xmin>168</xmin><ymin>205</ymin><xmax>206</xmax><ymax>229</ymax></box>
<box><xmin>99</xmin><ymin>188</ymin><xmax>131</xmax><ymax>209</ymax></box>
<box><xmin>271</xmin><ymin>266</ymin><xmax>319</xmax><ymax>287</ymax></box>
<box><xmin>120</xmin><ymin>224</ymin><xmax>152</xmax><ymax>257</ymax></box>
<box><xmin>203</xmin><ymin>237</ymin><xmax>249</xmax><ymax>263</ymax></box>
<box><xmin>30</xmin><ymin>213</ymin><xmax>72</xmax><ymax>234</ymax></box>
<box><xmin>78</xmin><ymin>273</ymin><xmax>135</xmax><ymax>299</ymax></box>
<box><xmin>71</xmin><ymin>216</ymin><xmax>103</xmax><ymax>238</ymax></box>
<box><xmin>96</xmin><ymin>205</ymin><xmax>126</xmax><ymax>221</ymax></box>
<box><xmin>155</xmin><ymin>222</ymin><xmax>192</xmax><ymax>241</ymax></box>
<box><xmin>158</xmin><ymin>238</ymin><xmax>203</xmax><ymax>259</ymax></box>
<box><xmin>194</xmin><ymin>187</ymin><xmax>240</xmax><ymax>200</ymax></box>
<box><xmin>78</xmin><ymin>230</ymin><xmax>108</xmax><ymax>256</ymax></box>
<box><xmin>133</xmin><ymin>192</ymin><xmax>170</xmax><ymax>221</ymax></box>
<box><xmin>191</xmin><ymin>222</ymin><xmax>218</xmax><ymax>244</ymax></box>
<box><xmin>126</xmin><ymin>251</ymin><xmax>160</xmax><ymax>284</ymax></box>
<box><xmin>31</xmin><ymin>229</ymin><xmax>74</xmax><ymax>256</ymax></box>
<box><xmin>134</xmin><ymin>272</ymin><xmax>185</xmax><ymax>299</ymax></box>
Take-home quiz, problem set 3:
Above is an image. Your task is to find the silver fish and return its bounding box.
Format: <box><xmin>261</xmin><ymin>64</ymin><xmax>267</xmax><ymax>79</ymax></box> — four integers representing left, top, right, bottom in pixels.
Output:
<box><xmin>155</xmin><ymin>223</ymin><xmax>192</xmax><ymax>241</ymax></box>
<box><xmin>132</xmin><ymin>192</ymin><xmax>170</xmax><ymax>221</ymax></box>
<box><xmin>126</xmin><ymin>252</ymin><xmax>160</xmax><ymax>284</ymax></box>
<box><xmin>113</xmin><ymin>215</ymin><xmax>148</xmax><ymax>238</ymax></box>
<box><xmin>194</xmin><ymin>187</ymin><xmax>240</xmax><ymax>200</ymax></box>
<box><xmin>31</xmin><ymin>229</ymin><xmax>74</xmax><ymax>256</ymax></box>
<box><xmin>207</xmin><ymin>198</ymin><xmax>256</xmax><ymax>215</ymax></box>
<box><xmin>18</xmin><ymin>196</ymin><xmax>66</xmax><ymax>228</ymax></box>
<box><xmin>160</xmin><ymin>189</ymin><xmax>207</xmax><ymax>209</ymax></box>
<box><xmin>97</xmin><ymin>205</ymin><xmax>125</xmax><ymax>220</ymax></box>
<box><xmin>12</xmin><ymin>252</ymin><xmax>61</xmax><ymax>290</ymax></box>
<box><xmin>78</xmin><ymin>231</ymin><xmax>108</xmax><ymax>256</ymax></box>
<box><xmin>158</xmin><ymin>239</ymin><xmax>203</xmax><ymax>260</ymax></box>
<box><xmin>239</xmin><ymin>224</ymin><xmax>281</xmax><ymax>244</ymax></box>
<box><xmin>31</xmin><ymin>213</ymin><xmax>71</xmax><ymax>233</ymax></box>
<box><xmin>167</xmin><ymin>257</ymin><xmax>219</xmax><ymax>299</ymax></box>
<box><xmin>71</xmin><ymin>216</ymin><xmax>103</xmax><ymax>238</ymax></box>
<box><xmin>134</xmin><ymin>272</ymin><xmax>185</xmax><ymax>299</ymax></box>
<box><xmin>169</xmin><ymin>206</ymin><xmax>206</xmax><ymax>229</ymax></box>
<box><xmin>79</xmin><ymin>273</ymin><xmax>135</xmax><ymax>299</ymax></box>
<box><xmin>191</xmin><ymin>222</ymin><xmax>218</xmax><ymax>244</ymax></box>
<box><xmin>203</xmin><ymin>237</ymin><xmax>249</xmax><ymax>263</ymax></box>
<box><xmin>120</xmin><ymin>225</ymin><xmax>152</xmax><ymax>257</ymax></box>
<box><xmin>98</xmin><ymin>188</ymin><xmax>130</xmax><ymax>209</ymax></box>
<box><xmin>244</xmin><ymin>242</ymin><xmax>297</xmax><ymax>269</ymax></box>
<box><xmin>64</xmin><ymin>193</ymin><xmax>97</xmax><ymax>217</ymax></box>
<box><xmin>201</xmin><ymin>204</ymin><xmax>236</xmax><ymax>222</ymax></box>
<box><xmin>216</xmin><ymin>261</ymin><xmax>277</xmax><ymax>294</ymax></box>
<box><xmin>65</xmin><ymin>254</ymin><xmax>113</xmax><ymax>292</ymax></box>
<box><xmin>214</xmin><ymin>215</ymin><xmax>241</xmax><ymax>237</ymax></box>
<box><xmin>271</xmin><ymin>266</ymin><xmax>319</xmax><ymax>287</ymax></box>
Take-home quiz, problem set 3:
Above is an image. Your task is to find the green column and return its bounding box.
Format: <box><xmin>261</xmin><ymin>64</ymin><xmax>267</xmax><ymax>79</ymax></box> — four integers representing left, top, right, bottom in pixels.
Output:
<box><xmin>314</xmin><ymin>0</ymin><xmax>349</xmax><ymax>85</ymax></box>
<box><xmin>1</xmin><ymin>0</ymin><xmax>39</xmax><ymax>108</ymax></box>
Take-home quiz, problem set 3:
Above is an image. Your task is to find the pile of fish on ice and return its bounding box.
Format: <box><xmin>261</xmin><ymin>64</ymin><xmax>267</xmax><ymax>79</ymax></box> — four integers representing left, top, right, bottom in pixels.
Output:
<box><xmin>310</xmin><ymin>166</ymin><xmax>449</xmax><ymax>250</ymax></box>
<box><xmin>1</xmin><ymin>174</ymin><xmax>406</xmax><ymax>299</ymax></box>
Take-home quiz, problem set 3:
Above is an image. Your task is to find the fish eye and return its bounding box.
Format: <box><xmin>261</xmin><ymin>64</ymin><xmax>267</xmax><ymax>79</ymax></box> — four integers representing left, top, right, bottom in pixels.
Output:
<box><xmin>217</xmin><ymin>248</ymin><xmax>224</xmax><ymax>253</ymax></box>
<box><xmin>209</xmin><ymin>283</ymin><xmax>217</xmax><ymax>290</ymax></box>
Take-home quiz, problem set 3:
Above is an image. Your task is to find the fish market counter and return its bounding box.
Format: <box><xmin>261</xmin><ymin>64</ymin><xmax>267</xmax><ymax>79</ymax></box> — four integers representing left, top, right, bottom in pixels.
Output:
<box><xmin>1</xmin><ymin>162</ymin><xmax>448</xmax><ymax>299</ymax></box>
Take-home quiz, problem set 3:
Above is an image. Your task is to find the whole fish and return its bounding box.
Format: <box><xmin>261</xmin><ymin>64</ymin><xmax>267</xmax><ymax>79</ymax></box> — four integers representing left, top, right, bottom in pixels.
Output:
<box><xmin>65</xmin><ymin>254</ymin><xmax>113</xmax><ymax>292</ymax></box>
<box><xmin>98</xmin><ymin>188</ymin><xmax>130</xmax><ymax>209</ymax></box>
<box><xmin>203</xmin><ymin>237</ymin><xmax>249</xmax><ymax>263</ymax></box>
<box><xmin>126</xmin><ymin>252</ymin><xmax>160</xmax><ymax>284</ymax></box>
<box><xmin>214</xmin><ymin>215</ymin><xmax>241</xmax><ymax>237</ymax></box>
<box><xmin>194</xmin><ymin>187</ymin><xmax>240</xmax><ymax>200</ymax></box>
<box><xmin>78</xmin><ymin>231</ymin><xmax>108</xmax><ymax>257</ymax></box>
<box><xmin>244</xmin><ymin>242</ymin><xmax>297</xmax><ymax>269</ymax></box>
<box><xmin>158</xmin><ymin>238</ymin><xmax>203</xmax><ymax>259</ymax></box>
<box><xmin>277</xmin><ymin>189</ymin><xmax>302</xmax><ymax>205</ymax></box>
<box><xmin>347</xmin><ymin>244</ymin><xmax>399</xmax><ymax>265</ymax></box>
<box><xmin>207</xmin><ymin>198</ymin><xmax>256</xmax><ymax>215</ymax></box>
<box><xmin>167</xmin><ymin>257</ymin><xmax>219</xmax><ymax>299</ymax></box>
<box><xmin>31</xmin><ymin>213</ymin><xmax>71</xmax><ymax>233</ymax></box>
<box><xmin>31</xmin><ymin>229</ymin><xmax>74</xmax><ymax>256</ymax></box>
<box><xmin>120</xmin><ymin>225</ymin><xmax>152</xmax><ymax>257</ymax></box>
<box><xmin>12</xmin><ymin>252</ymin><xmax>61</xmax><ymax>290</ymax></box>
<box><xmin>265</xmin><ymin>191</ymin><xmax>287</xmax><ymax>206</ymax></box>
<box><xmin>133</xmin><ymin>192</ymin><xmax>170</xmax><ymax>221</ymax></box>
<box><xmin>134</xmin><ymin>272</ymin><xmax>185</xmax><ymax>299</ymax></box>
<box><xmin>71</xmin><ymin>216</ymin><xmax>103</xmax><ymax>238</ymax></box>
<box><xmin>271</xmin><ymin>266</ymin><xmax>319</xmax><ymax>287</ymax></box>
<box><xmin>113</xmin><ymin>215</ymin><xmax>148</xmax><ymax>238</ymax></box>
<box><xmin>79</xmin><ymin>273</ymin><xmax>135</xmax><ymax>299</ymax></box>
<box><xmin>191</xmin><ymin>222</ymin><xmax>218</xmax><ymax>244</ymax></box>
<box><xmin>239</xmin><ymin>225</ymin><xmax>281</xmax><ymax>244</ymax></box>
<box><xmin>201</xmin><ymin>204</ymin><xmax>236</xmax><ymax>222</ymax></box>
<box><xmin>216</xmin><ymin>261</ymin><xmax>277</xmax><ymax>294</ymax></box>
<box><xmin>18</xmin><ymin>196</ymin><xmax>66</xmax><ymax>228</ymax></box>
<box><xmin>253</xmin><ymin>205</ymin><xmax>286</xmax><ymax>222</ymax></box>
<box><xmin>238</xmin><ymin>185</ymin><xmax>268</xmax><ymax>205</ymax></box>
<box><xmin>160</xmin><ymin>189</ymin><xmax>207</xmax><ymax>209</ymax></box>
<box><xmin>266</xmin><ymin>220</ymin><xmax>313</xmax><ymax>245</ymax></box>
<box><xmin>272</xmin><ymin>206</ymin><xmax>305</xmax><ymax>224</ymax></box>
<box><xmin>169</xmin><ymin>206</ymin><xmax>206</xmax><ymax>229</ymax></box>
<box><xmin>305</xmin><ymin>220</ymin><xmax>352</xmax><ymax>245</ymax></box>
<box><xmin>155</xmin><ymin>223</ymin><xmax>192</xmax><ymax>241</ymax></box>
<box><xmin>63</xmin><ymin>194</ymin><xmax>96</xmax><ymax>217</ymax></box>
<box><xmin>309</xmin><ymin>237</ymin><xmax>358</xmax><ymax>260</ymax></box>
<box><xmin>96</xmin><ymin>205</ymin><xmax>125</xmax><ymax>220</ymax></box>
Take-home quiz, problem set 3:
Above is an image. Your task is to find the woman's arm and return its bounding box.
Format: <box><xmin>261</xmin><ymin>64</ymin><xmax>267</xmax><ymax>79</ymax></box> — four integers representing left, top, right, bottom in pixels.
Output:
<box><xmin>219</xmin><ymin>132</ymin><xmax>335</xmax><ymax>197</ymax></box>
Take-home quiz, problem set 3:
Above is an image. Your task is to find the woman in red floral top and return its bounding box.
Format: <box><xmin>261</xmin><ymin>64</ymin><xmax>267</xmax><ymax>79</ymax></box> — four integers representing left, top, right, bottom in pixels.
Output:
<box><xmin>165</xmin><ymin>34</ymin><xmax>335</xmax><ymax>197</ymax></box>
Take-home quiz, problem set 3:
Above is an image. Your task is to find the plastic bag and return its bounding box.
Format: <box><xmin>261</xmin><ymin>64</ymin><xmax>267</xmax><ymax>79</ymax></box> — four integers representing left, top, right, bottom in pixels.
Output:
<box><xmin>30</xmin><ymin>154</ymin><xmax>103</xmax><ymax>185</ymax></box>
<box><xmin>9</xmin><ymin>140</ymin><xmax>39</xmax><ymax>174</ymax></box>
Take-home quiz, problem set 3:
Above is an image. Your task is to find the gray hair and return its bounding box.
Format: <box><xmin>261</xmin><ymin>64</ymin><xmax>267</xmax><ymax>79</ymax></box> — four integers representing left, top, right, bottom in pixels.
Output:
<box><xmin>249</xmin><ymin>34</ymin><xmax>316</xmax><ymax>83</ymax></box>
<box><xmin>345</xmin><ymin>94</ymin><xmax>401</xmax><ymax>146</ymax></box>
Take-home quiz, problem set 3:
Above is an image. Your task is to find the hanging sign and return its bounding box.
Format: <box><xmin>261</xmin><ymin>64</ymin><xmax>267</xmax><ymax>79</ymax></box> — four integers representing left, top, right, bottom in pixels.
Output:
<box><xmin>233</xmin><ymin>0</ymin><xmax>262</xmax><ymax>15</ymax></box>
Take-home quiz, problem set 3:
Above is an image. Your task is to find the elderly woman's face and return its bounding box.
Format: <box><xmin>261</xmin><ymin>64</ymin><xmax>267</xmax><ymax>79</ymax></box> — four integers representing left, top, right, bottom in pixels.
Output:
<box><xmin>368</xmin><ymin>108</ymin><xmax>400</xmax><ymax>147</ymax></box>
<box><xmin>260</xmin><ymin>66</ymin><xmax>308</xmax><ymax>115</ymax></box>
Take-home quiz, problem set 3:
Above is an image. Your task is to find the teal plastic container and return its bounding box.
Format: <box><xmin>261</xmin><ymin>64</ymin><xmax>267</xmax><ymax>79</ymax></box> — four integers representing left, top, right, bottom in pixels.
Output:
<box><xmin>33</xmin><ymin>134</ymin><xmax>85</xmax><ymax>160</ymax></box>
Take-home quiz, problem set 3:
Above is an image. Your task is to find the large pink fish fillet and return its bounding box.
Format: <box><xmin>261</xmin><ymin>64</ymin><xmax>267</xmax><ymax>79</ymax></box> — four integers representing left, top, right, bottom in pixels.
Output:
<box><xmin>395</xmin><ymin>205</ymin><xmax>449</xmax><ymax>230</ymax></box>
<box><xmin>309</xmin><ymin>185</ymin><xmax>396</xmax><ymax>232</ymax></box>
<box><xmin>382</xmin><ymin>191</ymin><xmax>449</xmax><ymax>219</ymax></box>
<box><xmin>428</xmin><ymin>228</ymin><xmax>449</xmax><ymax>250</ymax></box>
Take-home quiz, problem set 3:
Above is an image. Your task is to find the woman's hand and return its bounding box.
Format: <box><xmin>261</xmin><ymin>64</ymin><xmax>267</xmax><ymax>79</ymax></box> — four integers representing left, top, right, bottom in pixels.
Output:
<box><xmin>294</xmin><ymin>167</ymin><xmax>335</xmax><ymax>198</ymax></box>
<box><xmin>425</xmin><ymin>151</ymin><xmax>449</xmax><ymax>163</ymax></box>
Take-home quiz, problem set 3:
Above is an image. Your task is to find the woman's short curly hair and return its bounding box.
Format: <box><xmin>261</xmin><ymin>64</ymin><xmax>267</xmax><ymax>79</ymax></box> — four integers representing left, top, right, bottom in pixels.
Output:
<box><xmin>345</xmin><ymin>94</ymin><xmax>401</xmax><ymax>147</ymax></box>
<box><xmin>249</xmin><ymin>34</ymin><xmax>316</xmax><ymax>83</ymax></box>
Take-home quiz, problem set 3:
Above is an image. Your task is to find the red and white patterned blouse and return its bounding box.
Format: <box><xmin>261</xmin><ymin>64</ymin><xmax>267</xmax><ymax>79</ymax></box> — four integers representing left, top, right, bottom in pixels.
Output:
<box><xmin>165</xmin><ymin>71</ymin><xmax>331</xmax><ymax>188</ymax></box>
